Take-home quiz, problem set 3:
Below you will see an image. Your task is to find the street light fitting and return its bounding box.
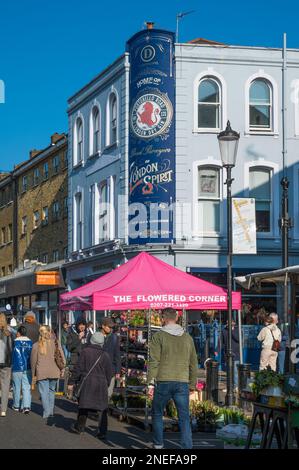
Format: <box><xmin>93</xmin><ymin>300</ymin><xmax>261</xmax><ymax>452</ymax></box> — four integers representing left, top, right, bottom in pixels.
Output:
<box><xmin>217</xmin><ymin>120</ymin><xmax>240</xmax><ymax>168</ymax></box>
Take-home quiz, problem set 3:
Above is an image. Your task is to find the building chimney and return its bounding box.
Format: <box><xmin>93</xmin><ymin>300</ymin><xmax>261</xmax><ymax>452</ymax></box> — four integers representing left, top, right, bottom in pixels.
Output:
<box><xmin>146</xmin><ymin>22</ymin><xmax>154</xmax><ymax>30</ymax></box>
<box><xmin>29</xmin><ymin>149</ymin><xmax>40</xmax><ymax>159</ymax></box>
<box><xmin>51</xmin><ymin>132</ymin><xmax>65</xmax><ymax>145</ymax></box>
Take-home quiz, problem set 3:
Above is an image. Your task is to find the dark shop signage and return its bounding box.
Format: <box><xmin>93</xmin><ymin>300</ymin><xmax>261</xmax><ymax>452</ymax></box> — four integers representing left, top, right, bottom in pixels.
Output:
<box><xmin>127</xmin><ymin>28</ymin><xmax>176</xmax><ymax>244</ymax></box>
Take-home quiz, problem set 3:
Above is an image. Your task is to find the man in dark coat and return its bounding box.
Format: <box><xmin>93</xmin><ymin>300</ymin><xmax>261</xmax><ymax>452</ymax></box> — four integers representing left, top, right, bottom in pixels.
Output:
<box><xmin>66</xmin><ymin>318</ymin><xmax>88</xmax><ymax>372</ymax></box>
<box><xmin>222</xmin><ymin>320</ymin><xmax>241</xmax><ymax>390</ymax></box>
<box><xmin>21</xmin><ymin>311</ymin><xmax>40</xmax><ymax>344</ymax></box>
<box><xmin>69</xmin><ymin>332</ymin><xmax>113</xmax><ymax>439</ymax></box>
<box><xmin>97</xmin><ymin>318</ymin><xmax>121</xmax><ymax>434</ymax></box>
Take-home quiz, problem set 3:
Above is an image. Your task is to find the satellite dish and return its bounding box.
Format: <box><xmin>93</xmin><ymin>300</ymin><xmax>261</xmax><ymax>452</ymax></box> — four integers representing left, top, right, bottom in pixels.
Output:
<box><xmin>6</xmin><ymin>304</ymin><xmax>11</xmax><ymax>311</ymax></box>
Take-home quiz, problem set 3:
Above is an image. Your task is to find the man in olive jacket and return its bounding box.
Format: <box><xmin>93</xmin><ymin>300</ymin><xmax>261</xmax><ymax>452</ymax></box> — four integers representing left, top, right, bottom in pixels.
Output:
<box><xmin>148</xmin><ymin>308</ymin><xmax>198</xmax><ymax>449</ymax></box>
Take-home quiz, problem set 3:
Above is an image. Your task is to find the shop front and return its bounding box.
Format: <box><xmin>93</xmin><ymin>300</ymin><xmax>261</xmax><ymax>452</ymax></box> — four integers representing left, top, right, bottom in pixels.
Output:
<box><xmin>188</xmin><ymin>267</ymin><xmax>280</xmax><ymax>370</ymax></box>
<box><xmin>0</xmin><ymin>265</ymin><xmax>66</xmax><ymax>330</ymax></box>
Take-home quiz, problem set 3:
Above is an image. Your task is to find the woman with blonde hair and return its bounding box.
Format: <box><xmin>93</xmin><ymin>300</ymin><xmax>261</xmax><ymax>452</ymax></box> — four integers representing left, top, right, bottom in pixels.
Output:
<box><xmin>31</xmin><ymin>325</ymin><xmax>65</xmax><ymax>419</ymax></box>
<box><xmin>0</xmin><ymin>313</ymin><xmax>13</xmax><ymax>417</ymax></box>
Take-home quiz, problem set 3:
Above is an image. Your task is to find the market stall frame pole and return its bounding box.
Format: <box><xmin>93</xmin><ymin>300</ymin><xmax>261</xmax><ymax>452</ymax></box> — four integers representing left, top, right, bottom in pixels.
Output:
<box><xmin>92</xmin><ymin>310</ymin><xmax>96</xmax><ymax>332</ymax></box>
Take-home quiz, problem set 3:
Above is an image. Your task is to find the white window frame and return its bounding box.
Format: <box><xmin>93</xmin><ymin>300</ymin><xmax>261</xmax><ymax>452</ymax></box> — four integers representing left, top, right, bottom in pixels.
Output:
<box><xmin>53</xmin><ymin>155</ymin><xmax>60</xmax><ymax>174</ymax></box>
<box><xmin>22</xmin><ymin>176</ymin><xmax>28</xmax><ymax>192</ymax></box>
<box><xmin>42</xmin><ymin>206</ymin><xmax>49</xmax><ymax>225</ymax></box>
<box><xmin>52</xmin><ymin>201</ymin><xmax>60</xmax><ymax>221</ymax></box>
<box><xmin>8</xmin><ymin>224</ymin><xmax>12</xmax><ymax>242</ymax></box>
<box><xmin>22</xmin><ymin>216</ymin><xmax>27</xmax><ymax>234</ymax></box>
<box><xmin>73</xmin><ymin>191</ymin><xmax>83</xmax><ymax>251</ymax></box>
<box><xmin>73</xmin><ymin>114</ymin><xmax>84</xmax><ymax>166</ymax></box>
<box><xmin>94</xmin><ymin>176</ymin><xmax>116</xmax><ymax>244</ymax></box>
<box><xmin>33</xmin><ymin>211</ymin><xmax>40</xmax><ymax>229</ymax></box>
<box><xmin>1</xmin><ymin>227</ymin><xmax>6</xmax><ymax>245</ymax></box>
<box><xmin>245</xmin><ymin>71</ymin><xmax>279</xmax><ymax>135</ymax></box>
<box><xmin>106</xmin><ymin>90</ymin><xmax>119</xmax><ymax>147</ymax></box>
<box><xmin>192</xmin><ymin>158</ymin><xmax>223</xmax><ymax>238</ymax></box>
<box><xmin>244</xmin><ymin>161</ymin><xmax>279</xmax><ymax>238</ymax></box>
<box><xmin>53</xmin><ymin>249</ymin><xmax>59</xmax><ymax>262</ymax></box>
<box><xmin>43</xmin><ymin>162</ymin><xmax>49</xmax><ymax>180</ymax></box>
<box><xmin>89</xmin><ymin>103</ymin><xmax>101</xmax><ymax>157</ymax></box>
<box><xmin>98</xmin><ymin>181</ymin><xmax>109</xmax><ymax>242</ymax></box>
<box><xmin>33</xmin><ymin>168</ymin><xmax>39</xmax><ymax>186</ymax></box>
<box><xmin>193</xmin><ymin>70</ymin><xmax>227</xmax><ymax>134</ymax></box>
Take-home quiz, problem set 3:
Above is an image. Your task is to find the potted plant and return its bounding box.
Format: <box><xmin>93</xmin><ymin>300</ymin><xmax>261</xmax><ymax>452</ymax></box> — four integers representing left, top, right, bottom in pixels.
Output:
<box><xmin>252</xmin><ymin>368</ymin><xmax>285</xmax><ymax>407</ymax></box>
<box><xmin>252</xmin><ymin>368</ymin><xmax>284</xmax><ymax>397</ymax></box>
<box><xmin>194</xmin><ymin>401</ymin><xmax>222</xmax><ymax>432</ymax></box>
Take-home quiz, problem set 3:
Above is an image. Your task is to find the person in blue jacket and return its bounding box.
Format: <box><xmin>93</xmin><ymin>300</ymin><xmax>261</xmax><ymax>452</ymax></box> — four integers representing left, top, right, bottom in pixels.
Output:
<box><xmin>11</xmin><ymin>325</ymin><xmax>33</xmax><ymax>414</ymax></box>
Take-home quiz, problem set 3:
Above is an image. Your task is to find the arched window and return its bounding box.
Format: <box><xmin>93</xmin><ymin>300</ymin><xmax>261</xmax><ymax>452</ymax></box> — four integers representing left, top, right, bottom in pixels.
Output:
<box><xmin>249</xmin><ymin>79</ymin><xmax>272</xmax><ymax>130</ymax></box>
<box><xmin>92</xmin><ymin>107</ymin><xmax>100</xmax><ymax>154</ymax></box>
<box><xmin>74</xmin><ymin>117</ymin><xmax>83</xmax><ymax>165</ymax></box>
<box><xmin>249</xmin><ymin>167</ymin><xmax>272</xmax><ymax>232</ymax></box>
<box><xmin>109</xmin><ymin>93</ymin><xmax>117</xmax><ymax>145</ymax></box>
<box><xmin>197</xmin><ymin>78</ymin><xmax>221</xmax><ymax>129</ymax></box>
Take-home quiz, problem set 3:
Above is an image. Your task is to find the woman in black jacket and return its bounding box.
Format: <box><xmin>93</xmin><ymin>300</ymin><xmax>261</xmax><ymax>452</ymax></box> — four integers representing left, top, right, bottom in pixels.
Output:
<box><xmin>69</xmin><ymin>332</ymin><xmax>113</xmax><ymax>439</ymax></box>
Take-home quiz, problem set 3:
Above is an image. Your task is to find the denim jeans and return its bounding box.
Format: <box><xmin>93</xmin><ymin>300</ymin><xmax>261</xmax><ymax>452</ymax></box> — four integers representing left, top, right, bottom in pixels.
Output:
<box><xmin>152</xmin><ymin>382</ymin><xmax>192</xmax><ymax>449</ymax></box>
<box><xmin>12</xmin><ymin>371</ymin><xmax>32</xmax><ymax>409</ymax></box>
<box><xmin>278</xmin><ymin>350</ymin><xmax>286</xmax><ymax>374</ymax></box>
<box><xmin>37</xmin><ymin>379</ymin><xmax>58</xmax><ymax>418</ymax></box>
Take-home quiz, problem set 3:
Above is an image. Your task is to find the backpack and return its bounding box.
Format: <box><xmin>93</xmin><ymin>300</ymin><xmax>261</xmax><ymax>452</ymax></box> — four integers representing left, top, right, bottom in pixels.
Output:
<box><xmin>270</xmin><ymin>329</ymin><xmax>281</xmax><ymax>352</ymax></box>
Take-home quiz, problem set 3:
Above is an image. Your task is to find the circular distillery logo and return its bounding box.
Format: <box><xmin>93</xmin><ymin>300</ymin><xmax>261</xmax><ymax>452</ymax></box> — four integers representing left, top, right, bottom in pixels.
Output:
<box><xmin>131</xmin><ymin>92</ymin><xmax>173</xmax><ymax>139</ymax></box>
<box><xmin>141</xmin><ymin>45</ymin><xmax>156</xmax><ymax>62</ymax></box>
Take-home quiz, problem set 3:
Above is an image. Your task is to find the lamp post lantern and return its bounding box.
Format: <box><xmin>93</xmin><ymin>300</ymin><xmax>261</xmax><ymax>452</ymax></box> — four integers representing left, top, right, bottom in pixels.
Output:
<box><xmin>218</xmin><ymin>121</ymin><xmax>240</xmax><ymax>406</ymax></box>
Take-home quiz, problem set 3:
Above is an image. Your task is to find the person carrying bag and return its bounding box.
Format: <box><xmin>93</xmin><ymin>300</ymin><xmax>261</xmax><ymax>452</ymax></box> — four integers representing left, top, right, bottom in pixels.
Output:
<box><xmin>257</xmin><ymin>313</ymin><xmax>282</xmax><ymax>371</ymax></box>
<box><xmin>69</xmin><ymin>332</ymin><xmax>113</xmax><ymax>440</ymax></box>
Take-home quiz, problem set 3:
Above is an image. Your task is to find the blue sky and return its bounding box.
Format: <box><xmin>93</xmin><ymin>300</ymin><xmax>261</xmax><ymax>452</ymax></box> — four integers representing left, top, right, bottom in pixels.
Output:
<box><xmin>0</xmin><ymin>0</ymin><xmax>298</xmax><ymax>170</ymax></box>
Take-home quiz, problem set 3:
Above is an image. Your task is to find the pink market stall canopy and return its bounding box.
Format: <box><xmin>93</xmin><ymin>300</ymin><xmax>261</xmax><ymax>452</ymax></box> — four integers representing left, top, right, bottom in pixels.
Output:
<box><xmin>60</xmin><ymin>252</ymin><xmax>241</xmax><ymax>311</ymax></box>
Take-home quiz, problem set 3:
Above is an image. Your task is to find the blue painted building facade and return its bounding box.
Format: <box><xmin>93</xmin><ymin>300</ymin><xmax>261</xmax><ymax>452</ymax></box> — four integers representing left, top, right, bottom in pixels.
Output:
<box><xmin>65</xmin><ymin>26</ymin><xmax>299</xmax><ymax>335</ymax></box>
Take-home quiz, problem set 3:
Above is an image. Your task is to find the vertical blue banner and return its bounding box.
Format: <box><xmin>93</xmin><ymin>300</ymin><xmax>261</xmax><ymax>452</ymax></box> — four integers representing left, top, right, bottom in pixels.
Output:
<box><xmin>127</xmin><ymin>29</ymin><xmax>176</xmax><ymax>244</ymax></box>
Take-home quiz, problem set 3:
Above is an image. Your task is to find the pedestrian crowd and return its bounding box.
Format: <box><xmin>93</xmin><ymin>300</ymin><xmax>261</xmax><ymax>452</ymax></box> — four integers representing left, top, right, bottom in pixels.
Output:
<box><xmin>0</xmin><ymin>307</ymin><xmax>200</xmax><ymax>449</ymax></box>
<box><xmin>0</xmin><ymin>311</ymin><xmax>66</xmax><ymax>419</ymax></box>
<box><xmin>0</xmin><ymin>311</ymin><xmax>122</xmax><ymax>443</ymax></box>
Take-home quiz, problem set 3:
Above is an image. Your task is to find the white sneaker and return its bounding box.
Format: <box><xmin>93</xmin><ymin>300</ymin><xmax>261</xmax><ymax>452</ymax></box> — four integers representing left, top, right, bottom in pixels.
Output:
<box><xmin>153</xmin><ymin>444</ymin><xmax>164</xmax><ymax>449</ymax></box>
<box><xmin>0</xmin><ymin>412</ymin><xmax>6</xmax><ymax>417</ymax></box>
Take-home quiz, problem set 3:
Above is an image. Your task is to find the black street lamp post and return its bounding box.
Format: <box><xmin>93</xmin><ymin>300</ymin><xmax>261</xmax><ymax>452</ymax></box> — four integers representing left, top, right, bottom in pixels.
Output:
<box><xmin>218</xmin><ymin>121</ymin><xmax>240</xmax><ymax>407</ymax></box>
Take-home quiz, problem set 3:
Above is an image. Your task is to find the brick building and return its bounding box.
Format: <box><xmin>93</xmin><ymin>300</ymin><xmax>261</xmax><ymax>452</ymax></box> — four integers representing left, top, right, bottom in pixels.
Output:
<box><xmin>0</xmin><ymin>173</ymin><xmax>14</xmax><ymax>279</ymax></box>
<box><xmin>0</xmin><ymin>133</ymin><xmax>68</xmax><ymax>328</ymax></box>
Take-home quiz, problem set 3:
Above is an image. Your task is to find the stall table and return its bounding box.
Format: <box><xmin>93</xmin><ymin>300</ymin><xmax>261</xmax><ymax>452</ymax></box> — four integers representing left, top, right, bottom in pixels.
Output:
<box><xmin>246</xmin><ymin>402</ymin><xmax>299</xmax><ymax>449</ymax></box>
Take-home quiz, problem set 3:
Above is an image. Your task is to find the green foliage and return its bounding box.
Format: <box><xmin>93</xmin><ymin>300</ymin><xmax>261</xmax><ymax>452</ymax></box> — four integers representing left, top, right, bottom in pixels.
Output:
<box><xmin>252</xmin><ymin>368</ymin><xmax>284</xmax><ymax>397</ymax></box>
<box><xmin>285</xmin><ymin>394</ymin><xmax>299</xmax><ymax>408</ymax></box>
<box><xmin>220</xmin><ymin>407</ymin><xmax>246</xmax><ymax>425</ymax></box>
<box><xmin>191</xmin><ymin>401</ymin><xmax>222</xmax><ymax>425</ymax></box>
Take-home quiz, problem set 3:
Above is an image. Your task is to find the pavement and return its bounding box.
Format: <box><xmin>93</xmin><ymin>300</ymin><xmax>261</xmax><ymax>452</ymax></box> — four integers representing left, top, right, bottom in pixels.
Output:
<box><xmin>0</xmin><ymin>391</ymin><xmax>224</xmax><ymax>449</ymax></box>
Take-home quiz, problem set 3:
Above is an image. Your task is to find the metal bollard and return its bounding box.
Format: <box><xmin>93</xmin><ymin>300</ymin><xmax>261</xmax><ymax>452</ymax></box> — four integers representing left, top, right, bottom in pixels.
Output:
<box><xmin>238</xmin><ymin>363</ymin><xmax>251</xmax><ymax>409</ymax></box>
<box><xmin>206</xmin><ymin>360</ymin><xmax>219</xmax><ymax>403</ymax></box>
